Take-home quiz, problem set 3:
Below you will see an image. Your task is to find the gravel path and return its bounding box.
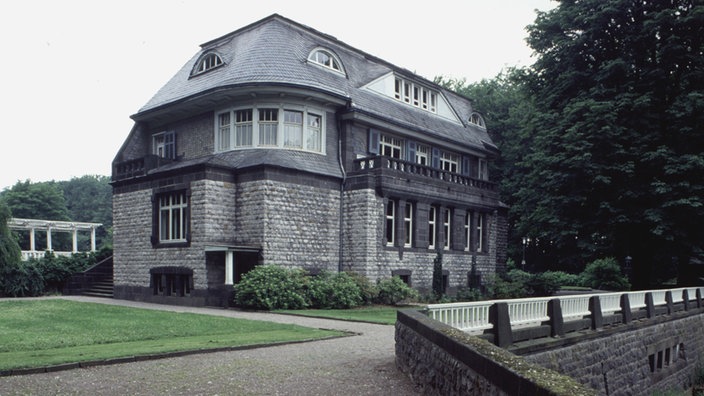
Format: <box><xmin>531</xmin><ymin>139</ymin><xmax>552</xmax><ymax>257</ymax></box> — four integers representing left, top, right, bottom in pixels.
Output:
<box><xmin>0</xmin><ymin>296</ymin><xmax>421</xmax><ymax>396</ymax></box>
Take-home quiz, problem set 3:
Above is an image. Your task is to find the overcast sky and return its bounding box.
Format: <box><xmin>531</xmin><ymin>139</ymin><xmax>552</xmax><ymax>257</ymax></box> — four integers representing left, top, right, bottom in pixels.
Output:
<box><xmin>0</xmin><ymin>0</ymin><xmax>555</xmax><ymax>191</ymax></box>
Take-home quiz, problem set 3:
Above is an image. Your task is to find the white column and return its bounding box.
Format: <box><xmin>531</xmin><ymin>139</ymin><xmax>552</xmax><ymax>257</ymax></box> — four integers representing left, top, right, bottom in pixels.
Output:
<box><xmin>47</xmin><ymin>227</ymin><xmax>53</xmax><ymax>252</ymax></box>
<box><xmin>225</xmin><ymin>251</ymin><xmax>234</xmax><ymax>285</ymax></box>
<box><xmin>29</xmin><ymin>228</ymin><xmax>36</xmax><ymax>251</ymax></box>
<box><xmin>72</xmin><ymin>229</ymin><xmax>78</xmax><ymax>253</ymax></box>
<box><xmin>90</xmin><ymin>227</ymin><xmax>97</xmax><ymax>252</ymax></box>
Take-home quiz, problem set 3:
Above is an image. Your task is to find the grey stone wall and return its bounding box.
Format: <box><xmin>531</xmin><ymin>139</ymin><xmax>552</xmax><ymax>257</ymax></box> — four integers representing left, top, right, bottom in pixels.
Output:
<box><xmin>523</xmin><ymin>313</ymin><xmax>704</xmax><ymax>395</ymax></box>
<box><xmin>342</xmin><ymin>188</ymin><xmax>500</xmax><ymax>291</ymax></box>
<box><xmin>396</xmin><ymin>310</ymin><xmax>594</xmax><ymax>395</ymax></box>
<box><xmin>235</xmin><ymin>179</ymin><xmax>340</xmax><ymax>271</ymax></box>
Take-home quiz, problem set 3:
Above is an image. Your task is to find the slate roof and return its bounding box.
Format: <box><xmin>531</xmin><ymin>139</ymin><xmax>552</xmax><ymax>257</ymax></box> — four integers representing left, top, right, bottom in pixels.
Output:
<box><xmin>131</xmin><ymin>14</ymin><xmax>495</xmax><ymax>179</ymax></box>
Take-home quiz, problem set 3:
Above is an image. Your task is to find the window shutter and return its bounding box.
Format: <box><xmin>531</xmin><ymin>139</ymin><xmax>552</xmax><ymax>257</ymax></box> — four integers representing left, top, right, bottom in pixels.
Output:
<box><xmin>164</xmin><ymin>131</ymin><xmax>176</xmax><ymax>159</ymax></box>
<box><xmin>462</xmin><ymin>156</ymin><xmax>471</xmax><ymax>176</ymax></box>
<box><xmin>368</xmin><ymin>129</ymin><xmax>380</xmax><ymax>155</ymax></box>
<box><xmin>432</xmin><ymin>147</ymin><xmax>440</xmax><ymax>169</ymax></box>
<box><xmin>406</xmin><ymin>141</ymin><xmax>417</xmax><ymax>162</ymax></box>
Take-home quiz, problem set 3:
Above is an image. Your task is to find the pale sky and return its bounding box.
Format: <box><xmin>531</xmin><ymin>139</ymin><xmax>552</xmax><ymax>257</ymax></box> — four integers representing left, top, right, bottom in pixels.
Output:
<box><xmin>0</xmin><ymin>0</ymin><xmax>556</xmax><ymax>191</ymax></box>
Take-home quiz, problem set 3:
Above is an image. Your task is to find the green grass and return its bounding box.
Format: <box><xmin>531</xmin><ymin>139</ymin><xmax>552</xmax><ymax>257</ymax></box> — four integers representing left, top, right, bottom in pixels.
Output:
<box><xmin>0</xmin><ymin>299</ymin><xmax>344</xmax><ymax>371</ymax></box>
<box><xmin>277</xmin><ymin>305</ymin><xmax>416</xmax><ymax>325</ymax></box>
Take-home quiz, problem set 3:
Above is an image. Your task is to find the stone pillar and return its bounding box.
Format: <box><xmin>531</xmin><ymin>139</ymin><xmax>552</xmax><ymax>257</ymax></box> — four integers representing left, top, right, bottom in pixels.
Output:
<box><xmin>91</xmin><ymin>227</ymin><xmax>97</xmax><ymax>252</ymax></box>
<box><xmin>225</xmin><ymin>251</ymin><xmax>234</xmax><ymax>285</ymax></box>
<box><xmin>72</xmin><ymin>229</ymin><xmax>78</xmax><ymax>253</ymax></box>
<box><xmin>29</xmin><ymin>228</ymin><xmax>35</xmax><ymax>251</ymax></box>
<box><xmin>548</xmin><ymin>299</ymin><xmax>565</xmax><ymax>337</ymax></box>
<box><xmin>47</xmin><ymin>227</ymin><xmax>53</xmax><ymax>252</ymax></box>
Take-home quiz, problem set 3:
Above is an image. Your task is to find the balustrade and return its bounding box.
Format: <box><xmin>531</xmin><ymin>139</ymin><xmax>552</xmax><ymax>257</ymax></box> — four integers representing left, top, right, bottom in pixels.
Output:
<box><xmin>353</xmin><ymin>155</ymin><xmax>496</xmax><ymax>191</ymax></box>
<box><xmin>425</xmin><ymin>286</ymin><xmax>704</xmax><ymax>347</ymax></box>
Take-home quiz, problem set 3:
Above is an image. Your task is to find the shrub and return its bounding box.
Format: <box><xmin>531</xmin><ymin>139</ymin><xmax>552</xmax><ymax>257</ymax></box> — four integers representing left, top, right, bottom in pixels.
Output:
<box><xmin>307</xmin><ymin>271</ymin><xmax>363</xmax><ymax>309</ymax></box>
<box><xmin>375</xmin><ymin>276</ymin><xmax>419</xmax><ymax>305</ymax></box>
<box><xmin>1</xmin><ymin>262</ymin><xmax>44</xmax><ymax>297</ymax></box>
<box><xmin>579</xmin><ymin>257</ymin><xmax>630</xmax><ymax>291</ymax></box>
<box><xmin>455</xmin><ymin>286</ymin><xmax>483</xmax><ymax>302</ymax></box>
<box><xmin>530</xmin><ymin>271</ymin><xmax>580</xmax><ymax>296</ymax></box>
<box><xmin>234</xmin><ymin>265</ymin><xmax>309</xmax><ymax>310</ymax></box>
<box><xmin>345</xmin><ymin>271</ymin><xmax>377</xmax><ymax>305</ymax></box>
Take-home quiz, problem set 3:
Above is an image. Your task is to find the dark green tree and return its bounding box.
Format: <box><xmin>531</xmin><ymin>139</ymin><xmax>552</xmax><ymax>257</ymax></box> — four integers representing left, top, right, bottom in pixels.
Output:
<box><xmin>0</xmin><ymin>180</ymin><xmax>70</xmax><ymax>221</ymax></box>
<box><xmin>517</xmin><ymin>0</ymin><xmax>704</xmax><ymax>285</ymax></box>
<box><xmin>60</xmin><ymin>175</ymin><xmax>113</xmax><ymax>249</ymax></box>
<box><xmin>0</xmin><ymin>200</ymin><xmax>21</xmax><ymax>272</ymax></box>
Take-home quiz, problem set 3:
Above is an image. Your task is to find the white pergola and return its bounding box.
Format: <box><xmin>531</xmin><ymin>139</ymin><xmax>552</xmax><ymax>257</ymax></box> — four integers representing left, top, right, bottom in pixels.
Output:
<box><xmin>8</xmin><ymin>218</ymin><xmax>102</xmax><ymax>260</ymax></box>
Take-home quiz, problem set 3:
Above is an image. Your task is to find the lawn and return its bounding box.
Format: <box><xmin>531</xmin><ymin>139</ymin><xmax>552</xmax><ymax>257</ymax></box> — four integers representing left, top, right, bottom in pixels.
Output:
<box><xmin>0</xmin><ymin>299</ymin><xmax>344</xmax><ymax>371</ymax></box>
<box><xmin>277</xmin><ymin>305</ymin><xmax>418</xmax><ymax>325</ymax></box>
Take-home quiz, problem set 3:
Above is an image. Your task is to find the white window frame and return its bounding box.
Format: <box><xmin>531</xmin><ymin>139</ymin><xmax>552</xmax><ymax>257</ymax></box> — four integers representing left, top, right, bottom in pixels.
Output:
<box><xmin>308</xmin><ymin>48</ymin><xmax>345</xmax><ymax>75</ymax></box>
<box><xmin>191</xmin><ymin>52</ymin><xmax>223</xmax><ymax>76</ymax></box>
<box><xmin>443</xmin><ymin>209</ymin><xmax>451</xmax><ymax>250</ymax></box>
<box><xmin>428</xmin><ymin>206</ymin><xmax>437</xmax><ymax>250</ymax></box>
<box><xmin>464</xmin><ymin>211</ymin><xmax>471</xmax><ymax>252</ymax></box>
<box><xmin>152</xmin><ymin>131</ymin><xmax>175</xmax><ymax>159</ymax></box>
<box><xmin>159</xmin><ymin>191</ymin><xmax>188</xmax><ymax>243</ymax></box>
<box><xmin>284</xmin><ymin>110</ymin><xmax>303</xmax><ymax>149</ymax></box>
<box><xmin>218</xmin><ymin>113</ymin><xmax>231</xmax><ymax>152</ymax></box>
<box><xmin>214</xmin><ymin>103</ymin><xmax>326</xmax><ymax>154</ymax></box>
<box><xmin>404</xmin><ymin>202</ymin><xmax>413</xmax><ymax>248</ymax></box>
<box><xmin>379</xmin><ymin>135</ymin><xmax>403</xmax><ymax>159</ymax></box>
<box><xmin>477</xmin><ymin>213</ymin><xmax>484</xmax><ymax>253</ymax></box>
<box><xmin>385</xmin><ymin>200</ymin><xmax>395</xmax><ymax>247</ymax></box>
<box><xmin>440</xmin><ymin>152</ymin><xmax>459</xmax><ymax>173</ymax></box>
<box><xmin>393</xmin><ymin>76</ymin><xmax>437</xmax><ymax>114</ymax></box>
<box><xmin>416</xmin><ymin>144</ymin><xmax>430</xmax><ymax>166</ymax></box>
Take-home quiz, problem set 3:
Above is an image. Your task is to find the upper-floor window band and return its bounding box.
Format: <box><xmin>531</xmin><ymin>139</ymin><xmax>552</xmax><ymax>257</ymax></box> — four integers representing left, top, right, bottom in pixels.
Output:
<box><xmin>308</xmin><ymin>48</ymin><xmax>345</xmax><ymax>75</ymax></box>
<box><xmin>192</xmin><ymin>52</ymin><xmax>223</xmax><ymax>76</ymax></box>
<box><xmin>216</xmin><ymin>105</ymin><xmax>325</xmax><ymax>154</ymax></box>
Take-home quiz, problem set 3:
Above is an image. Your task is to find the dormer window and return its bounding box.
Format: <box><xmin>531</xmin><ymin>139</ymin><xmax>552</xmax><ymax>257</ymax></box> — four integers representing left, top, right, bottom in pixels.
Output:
<box><xmin>308</xmin><ymin>48</ymin><xmax>345</xmax><ymax>75</ymax></box>
<box><xmin>469</xmin><ymin>113</ymin><xmax>486</xmax><ymax>128</ymax></box>
<box><xmin>394</xmin><ymin>77</ymin><xmax>437</xmax><ymax>113</ymax></box>
<box><xmin>191</xmin><ymin>52</ymin><xmax>224</xmax><ymax>76</ymax></box>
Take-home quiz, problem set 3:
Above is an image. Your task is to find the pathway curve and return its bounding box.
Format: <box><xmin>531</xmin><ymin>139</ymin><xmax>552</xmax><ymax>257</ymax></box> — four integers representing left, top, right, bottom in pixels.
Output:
<box><xmin>0</xmin><ymin>296</ymin><xmax>421</xmax><ymax>396</ymax></box>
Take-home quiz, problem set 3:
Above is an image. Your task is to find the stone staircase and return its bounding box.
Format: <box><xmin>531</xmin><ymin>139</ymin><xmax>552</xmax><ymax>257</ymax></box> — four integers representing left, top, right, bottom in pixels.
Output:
<box><xmin>64</xmin><ymin>255</ymin><xmax>113</xmax><ymax>298</ymax></box>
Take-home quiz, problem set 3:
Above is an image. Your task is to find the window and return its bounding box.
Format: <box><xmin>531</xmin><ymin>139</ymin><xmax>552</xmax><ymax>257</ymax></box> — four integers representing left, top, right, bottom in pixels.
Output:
<box><xmin>478</xmin><ymin>159</ymin><xmax>489</xmax><ymax>180</ymax></box>
<box><xmin>192</xmin><ymin>53</ymin><xmax>223</xmax><ymax>76</ymax></box>
<box><xmin>469</xmin><ymin>112</ymin><xmax>485</xmax><ymax>128</ymax></box>
<box><xmin>158</xmin><ymin>191</ymin><xmax>188</xmax><ymax>243</ymax></box>
<box><xmin>385</xmin><ymin>200</ymin><xmax>395</xmax><ymax>246</ymax></box>
<box><xmin>464</xmin><ymin>212</ymin><xmax>471</xmax><ymax>251</ymax></box>
<box><xmin>393</xmin><ymin>76</ymin><xmax>437</xmax><ymax>113</ymax></box>
<box><xmin>284</xmin><ymin>110</ymin><xmax>303</xmax><ymax>148</ymax></box>
<box><xmin>153</xmin><ymin>131</ymin><xmax>175</xmax><ymax>159</ymax></box>
<box><xmin>258</xmin><ymin>108</ymin><xmax>278</xmax><ymax>146</ymax></box>
<box><xmin>380</xmin><ymin>135</ymin><xmax>402</xmax><ymax>158</ymax></box>
<box><xmin>151</xmin><ymin>267</ymin><xmax>193</xmax><ymax>297</ymax></box>
<box><xmin>477</xmin><ymin>213</ymin><xmax>484</xmax><ymax>253</ymax></box>
<box><xmin>443</xmin><ymin>209</ymin><xmax>451</xmax><ymax>250</ymax></box>
<box><xmin>440</xmin><ymin>152</ymin><xmax>459</xmax><ymax>173</ymax></box>
<box><xmin>306</xmin><ymin>113</ymin><xmax>322</xmax><ymax>152</ymax></box>
<box><xmin>404</xmin><ymin>203</ymin><xmax>413</xmax><ymax>247</ymax></box>
<box><xmin>215</xmin><ymin>106</ymin><xmax>324</xmax><ymax>153</ymax></box>
<box><xmin>428</xmin><ymin>206</ymin><xmax>437</xmax><ymax>250</ymax></box>
<box><xmin>415</xmin><ymin>144</ymin><xmax>430</xmax><ymax>166</ymax></box>
<box><xmin>235</xmin><ymin>109</ymin><xmax>253</xmax><ymax>147</ymax></box>
<box><xmin>218</xmin><ymin>113</ymin><xmax>231</xmax><ymax>151</ymax></box>
<box><xmin>308</xmin><ymin>49</ymin><xmax>344</xmax><ymax>74</ymax></box>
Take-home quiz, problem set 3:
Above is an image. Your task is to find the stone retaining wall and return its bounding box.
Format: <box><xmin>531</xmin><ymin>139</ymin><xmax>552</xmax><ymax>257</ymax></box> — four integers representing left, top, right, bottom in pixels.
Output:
<box><xmin>395</xmin><ymin>309</ymin><xmax>595</xmax><ymax>395</ymax></box>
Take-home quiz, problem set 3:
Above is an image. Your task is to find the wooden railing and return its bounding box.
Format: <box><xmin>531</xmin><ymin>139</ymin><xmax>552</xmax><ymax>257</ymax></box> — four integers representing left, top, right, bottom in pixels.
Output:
<box><xmin>113</xmin><ymin>155</ymin><xmax>175</xmax><ymax>181</ymax></box>
<box><xmin>425</xmin><ymin>287</ymin><xmax>704</xmax><ymax>346</ymax></box>
<box><xmin>352</xmin><ymin>155</ymin><xmax>496</xmax><ymax>191</ymax></box>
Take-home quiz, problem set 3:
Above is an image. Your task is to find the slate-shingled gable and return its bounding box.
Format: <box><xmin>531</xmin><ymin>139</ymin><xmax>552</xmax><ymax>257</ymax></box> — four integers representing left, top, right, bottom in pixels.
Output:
<box><xmin>135</xmin><ymin>13</ymin><xmax>489</xmax><ymax>154</ymax></box>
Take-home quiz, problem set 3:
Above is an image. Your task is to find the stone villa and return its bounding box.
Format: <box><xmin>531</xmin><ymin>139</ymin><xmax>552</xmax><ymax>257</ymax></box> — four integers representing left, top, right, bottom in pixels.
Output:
<box><xmin>111</xmin><ymin>14</ymin><xmax>507</xmax><ymax>306</ymax></box>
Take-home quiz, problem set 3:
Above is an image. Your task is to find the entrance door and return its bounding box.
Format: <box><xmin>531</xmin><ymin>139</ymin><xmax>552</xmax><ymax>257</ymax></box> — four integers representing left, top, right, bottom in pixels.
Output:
<box><xmin>234</xmin><ymin>251</ymin><xmax>259</xmax><ymax>283</ymax></box>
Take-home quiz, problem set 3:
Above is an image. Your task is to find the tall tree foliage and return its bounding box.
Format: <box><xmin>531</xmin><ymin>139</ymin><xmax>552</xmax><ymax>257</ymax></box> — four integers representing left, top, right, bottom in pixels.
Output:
<box><xmin>518</xmin><ymin>0</ymin><xmax>704</xmax><ymax>285</ymax></box>
<box><xmin>0</xmin><ymin>200</ymin><xmax>21</xmax><ymax>271</ymax></box>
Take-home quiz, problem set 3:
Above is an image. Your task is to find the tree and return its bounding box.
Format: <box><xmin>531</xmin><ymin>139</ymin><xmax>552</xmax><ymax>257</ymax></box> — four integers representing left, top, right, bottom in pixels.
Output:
<box><xmin>518</xmin><ymin>0</ymin><xmax>704</xmax><ymax>285</ymax></box>
<box><xmin>60</xmin><ymin>175</ymin><xmax>113</xmax><ymax>250</ymax></box>
<box><xmin>0</xmin><ymin>200</ymin><xmax>21</xmax><ymax>271</ymax></box>
<box><xmin>0</xmin><ymin>180</ymin><xmax>70</xmax><ymax>221</ymax></box>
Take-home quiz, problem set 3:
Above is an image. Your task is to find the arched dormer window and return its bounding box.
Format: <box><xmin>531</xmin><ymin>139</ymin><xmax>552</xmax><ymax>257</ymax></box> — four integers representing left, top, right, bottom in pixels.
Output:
<box><xmin>191</xmin><ymin>52</ymin><xmax>224</xmax><ymax>76</ymax></box>
<box><xmin>308</xmin><ymin>48</ymin><xmax>345</xmax><ymax>75</ymax></box>
<box><xmin>469</xmin><ymin>113</ymin><xmax>486</xmax><ymax>128</ymax></box>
